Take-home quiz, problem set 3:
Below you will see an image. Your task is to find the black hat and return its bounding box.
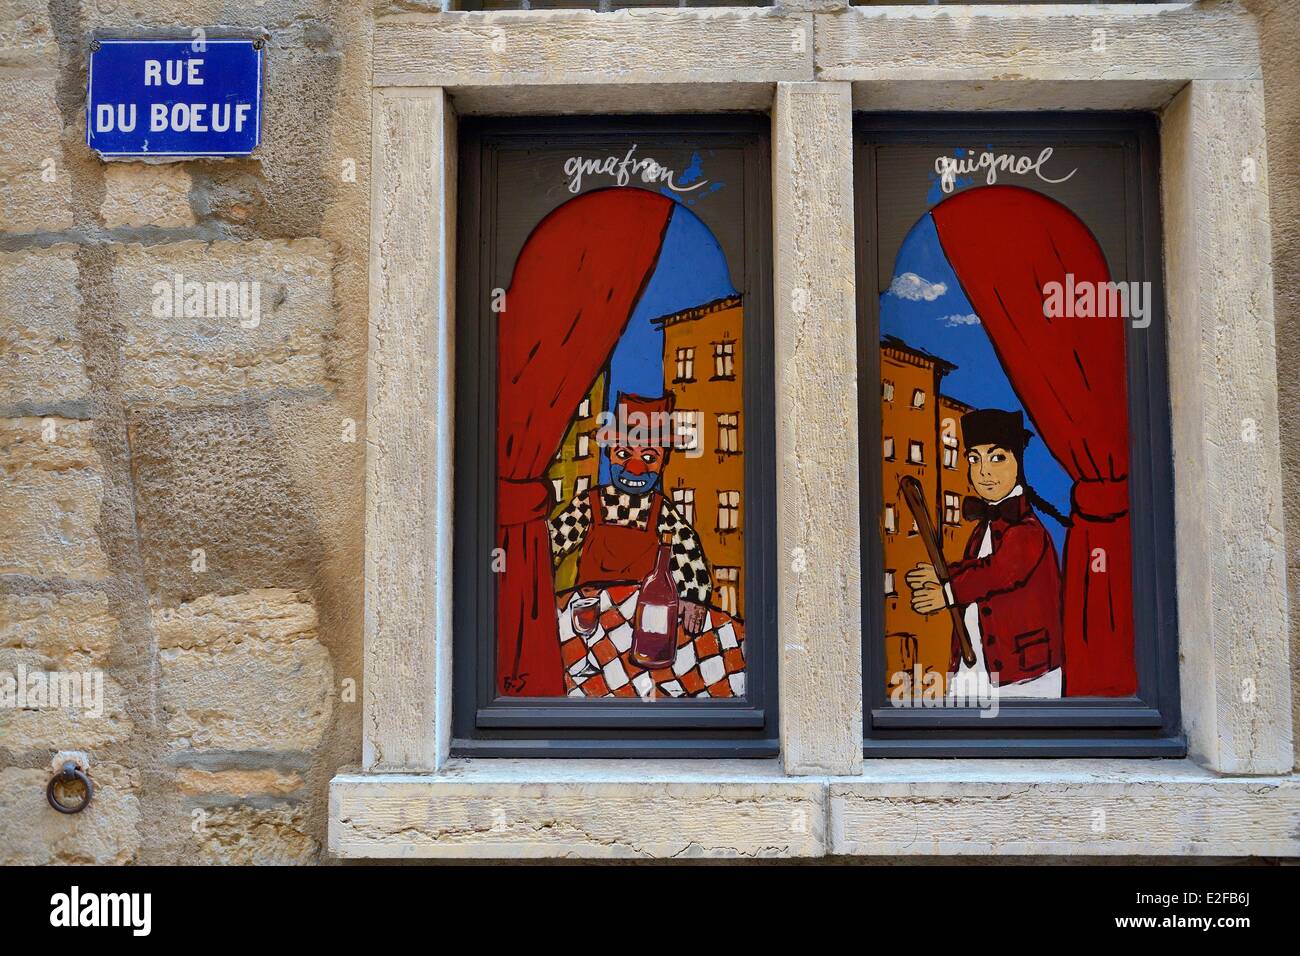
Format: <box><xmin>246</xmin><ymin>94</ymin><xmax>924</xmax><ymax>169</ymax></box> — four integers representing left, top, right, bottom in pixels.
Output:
<box><xmin>961</xmin><ymin>409</ymin><xmax>1033</xmax><ymax>452</ymax></box>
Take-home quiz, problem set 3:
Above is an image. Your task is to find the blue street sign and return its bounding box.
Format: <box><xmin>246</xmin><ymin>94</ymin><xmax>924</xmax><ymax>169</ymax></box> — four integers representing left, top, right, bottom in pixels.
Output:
<box><xmin>86</xmin><ymin>38</ymin><xmax>262</xmax><ymax>157</ymax></box>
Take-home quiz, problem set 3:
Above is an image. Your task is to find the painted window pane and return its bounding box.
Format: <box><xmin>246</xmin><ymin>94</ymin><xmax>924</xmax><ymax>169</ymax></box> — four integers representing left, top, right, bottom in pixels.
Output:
<box><xmin>859</xmin><ymin>116</ymin><xmax>1177</xmax><ymax>748</ymax></box>
<box><xmin>472</xmin><ymin>120</ymin><xmax>765</xmax><ymax>716</ymax></box>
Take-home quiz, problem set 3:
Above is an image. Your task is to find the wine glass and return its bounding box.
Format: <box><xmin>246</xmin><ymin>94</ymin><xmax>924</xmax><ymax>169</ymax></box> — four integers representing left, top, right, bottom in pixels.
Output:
<box><xmin>570</xmin><ymin>587</ymin><xmax>602</xmax><ymax>676</ymax></box>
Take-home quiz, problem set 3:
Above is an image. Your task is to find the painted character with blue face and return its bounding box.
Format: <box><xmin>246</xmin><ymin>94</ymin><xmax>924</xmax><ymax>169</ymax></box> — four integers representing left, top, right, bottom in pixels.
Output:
<box><xmin>608</xmin><ymin>442</ymin><xmax>666</xmax><ymax>496</ymax></box>
<box><xmin>549</xmin><ymin>391</ymin><xmax>713</xmax><ymax>637</ymax></box>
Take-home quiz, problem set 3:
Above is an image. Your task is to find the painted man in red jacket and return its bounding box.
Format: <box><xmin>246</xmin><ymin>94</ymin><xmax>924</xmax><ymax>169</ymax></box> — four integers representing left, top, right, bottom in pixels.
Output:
<box><xmin>906</xmin><ymin>409</ymin><xmax>1065</xmax><ymax>698</ymax></box>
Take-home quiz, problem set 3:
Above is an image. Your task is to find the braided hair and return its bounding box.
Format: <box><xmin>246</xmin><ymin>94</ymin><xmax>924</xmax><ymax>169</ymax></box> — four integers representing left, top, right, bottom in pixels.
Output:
<box><xmin>1022</xmin><ymin>477</ymin><xmax>1072</xmax><ymax>528</ymax></box>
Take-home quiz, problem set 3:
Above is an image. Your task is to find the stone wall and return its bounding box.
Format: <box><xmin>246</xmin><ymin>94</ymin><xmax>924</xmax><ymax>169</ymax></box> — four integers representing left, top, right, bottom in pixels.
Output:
<box><xmin>0</xmin><ymin>0</ymin><xmax>370</xmax><ymax>864</ymax></box>
<box><xmin>0</xmin><ymin>0</ymin><xmax>1294</xmax><ymax>864</ymax></box>
<box><xmin>1245</xmin><ymin>0</ymin><xmax>1300</xmax><ymax>771</ymax></box>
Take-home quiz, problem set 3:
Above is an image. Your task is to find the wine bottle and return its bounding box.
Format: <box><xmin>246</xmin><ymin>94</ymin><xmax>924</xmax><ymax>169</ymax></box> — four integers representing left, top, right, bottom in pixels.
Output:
<box><xmin>630</xmin><ymin>532</ymin><xmax>679</xmax><ymax>669</ymax></box>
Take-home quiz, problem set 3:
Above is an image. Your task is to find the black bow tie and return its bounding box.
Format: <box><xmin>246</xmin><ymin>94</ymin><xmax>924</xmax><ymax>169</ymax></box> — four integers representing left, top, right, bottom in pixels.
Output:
<box><xmin>962</xmin><ymin>496</ymin><xmax>1025</xmax><ymax>524</ymax></box>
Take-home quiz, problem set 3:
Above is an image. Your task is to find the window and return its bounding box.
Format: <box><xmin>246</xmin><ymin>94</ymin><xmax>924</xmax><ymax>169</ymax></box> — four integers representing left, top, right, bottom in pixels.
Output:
<box><xmin>674</xmin><ymin>347</ymin><xmax>695</xmax><ymax>383</ymax></box>
<box><xmin>673</xmin><ymin>410</ymin><xmax>700</xmax><ymax>452</ymax></box>
<box><xmin>717</xmin><ymin>412</ymin><xmax>740</xmax><ymax>455</ymax></box>
<box><xmin>717</xmin><ymin>490</ymin><xmax>740</xmax><ymax>532</ymax></box>
<box><xmin>552</xmin><ymin>478</ymin><xmax>564</xmax><ymax>504</ymax></box>
<box><xmin>882</xmin><ymin>379</ymin><xmax>895</xmax><ymax>401</ymax></box>
<box><xmin>883</xmin><ymin>436</ymin><xmax>895</xmax><ymax>460</ymax></box>
<box><xmin>883</xmin><ymin>503</ymin><xmax>897</xmax><ymax>534</ymax></box>
<box><xmin>714</xmin><ymin>566</ymin><xmax>740</xmax><ymax>617</ymax></box>
<box><xmin>943</xmin><ymin>491</ymin><xmax>960</xmax><ymax>525</ymax></box>
<box><xmin>712</xmin><ymin>340</ymin><xmax>736</xmax><ymax>380</ymax></box>
<box><xmin>671</xmin><ymin>486</ymin><xmax>695</xmax><ymax>525</ymax></box>
<box><xmin>942</xmin><ymin>433</ymin><xmax>959</xmax><ymax>470</ymax></box>
<box><xmin>856</xmin><ymin>114</ymin><xmax>1180</xmax><ymax>757</ymax></box>
<box><xmin>454</xmin><ymin>116</ymin><xmax>776</xmax><ymax>755</ymax></box>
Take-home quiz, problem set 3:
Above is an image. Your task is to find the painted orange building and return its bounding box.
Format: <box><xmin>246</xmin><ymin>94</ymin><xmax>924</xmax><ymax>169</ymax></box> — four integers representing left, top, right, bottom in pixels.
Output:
<box><xmin>879</xmin><ymin>336</ymin><xmax>978</xmax><ymax>694</ymax></box>
<box><xmin>938</xmin><ymin>393</ymin><xmax>977</xmax><ymax>566</ymax></box>
<box><xmin>657</xmin><ymin>296</ymin><xmax>745</xmax><ymax>619</ymax></box>
<box><xmin>547</xmin><ymin>373</ymin><xmax>605</xmax><ymax>591</ymax></box>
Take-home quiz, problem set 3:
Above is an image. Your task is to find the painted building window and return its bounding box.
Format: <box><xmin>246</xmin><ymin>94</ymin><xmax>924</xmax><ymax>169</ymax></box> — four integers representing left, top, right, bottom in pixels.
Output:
<box><xmin>717</xmin><ymin>490</ymin><xmax>740</xmax><ymax>532</ymax></box>
<box><xmin>674</xmin><ymin>409</ymin><xmax>700</xmax><ymax>451</ymax></box>
<box><xmin>671</xmin><ymin>486</ymin><xmax>695</xmax><ymax>525</ymax></box>
<box><xmin>713</xmin><ymin>340</ymin><xmax>736</xmax><ymax>380</ymax></box>
<box><xmin>857</xmin><ymin>115</ymin><xmax>1180</xmax><ymax>756</ymax></box>
<box><xmin>716</xmin><ymin>412</ymin><xmax>740</xmax><ymax>454</ymax></box>
<box><xmin>454</xmin><ymin>117</ymin><xmax>775</xmax><ymax>755</ymax></box>
<box><xmin>882</xmin><ymin>379</ymin><xmax>895</xmax><ymax>402</ymax></box>
<box><xmin>942</xmin><ymin>432</ymin><xmax>960</xmax><ymax>469</ymax></box>
<box><xmin>883</xmin><ymin>436</ymin><xmax>895</xmax><ymax>460</ymax></box>
<box><xmin>714</xmin><ymin>566</ymin><xmax>741</xmax><ymax>618</ymax></box>
<box><xmin>674</xmin><ymin>347</ymin><xmax>696</xmax><ymax>383</ymax></box>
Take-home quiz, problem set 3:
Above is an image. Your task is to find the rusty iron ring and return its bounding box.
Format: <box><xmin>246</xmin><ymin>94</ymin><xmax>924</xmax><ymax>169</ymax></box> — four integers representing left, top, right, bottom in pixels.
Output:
<box><xmin>46</xmin><ymin>762</ymin><xmax>93</xmax><ymax>814</ymax></box>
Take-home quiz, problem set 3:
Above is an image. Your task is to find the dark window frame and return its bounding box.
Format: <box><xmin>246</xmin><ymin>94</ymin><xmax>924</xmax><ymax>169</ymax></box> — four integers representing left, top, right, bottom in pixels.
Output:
<box><xmin>453</xmin><ymin>114</ymin><xmax>777</xmax><ymax>758</ymax></box>
<box><xmin>855</xmin><ymin>112</ymin><xmax>1184</xmax><ymax>757</ymax></box>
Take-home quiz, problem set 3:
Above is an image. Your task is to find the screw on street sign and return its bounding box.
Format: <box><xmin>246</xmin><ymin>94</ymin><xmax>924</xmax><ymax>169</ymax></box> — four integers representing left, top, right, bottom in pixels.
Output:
<box><xmin>86</xmin><ymin>38</ymin><xmax>262</xmax><ymax>157</ymax></box>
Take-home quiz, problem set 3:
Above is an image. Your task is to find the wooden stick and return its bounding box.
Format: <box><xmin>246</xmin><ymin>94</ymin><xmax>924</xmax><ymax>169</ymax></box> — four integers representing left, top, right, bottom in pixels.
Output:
<box><xmin>899</xmin><ymin>475</ymin><xmax>977</xmax><ymax>667</ymax></box>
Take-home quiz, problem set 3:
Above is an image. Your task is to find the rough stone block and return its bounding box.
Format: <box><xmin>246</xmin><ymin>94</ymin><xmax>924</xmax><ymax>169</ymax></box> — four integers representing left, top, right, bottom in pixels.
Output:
<box><xmin>0</xmin><ymin>648</ymin><xmax>133</xmax><ymax>751</ymax></box>
<box><xmin>101</xmin><ymin>163</ymin><xmax>195</xmax><ymax>229</ymax></box>
<box><xmin>175</xmin><ymin>768</ymin><xmax>304</xmax><ymax>798</ymax></box>
<box><xmin>128</xmin><ymin>403</ymin><xmax>344</xmax><ymax>598</ymax></box>
<box><xmin>0</xmin><ymin>763</ymin><xmax>141</xmax><ymax>865</ymax></box>
<box><xmin>111</xmin><ymin>239</ymin><xmax>335</xmax><ymax>408</ymax></box>
<box><xmin>0</xmin><ymin>591</ymin><xmax>119</xmax><ymax>668</ymax></box>
<box><xmin>0</xmin><ymin>418</ymin><xmax>110</xmax><ymax>580</ymax></box>
<box><xmin>0</xmin><ymin>75</ymin><xmax>71</xmax><ymax>234</ymax></box>
<box><xmin>0</xmin><ymin>1</ymin><xmax>59</xmax><ymax>70</ymax></box>
<box><xmin>192</xmin><ymin>803</ymin><xmax>318</xmax><ymax>865</ymax></box>
<box><xmin>0</xmin><ymin>246</ymin><xmax>89</xmax><ymax>411</ymax></box>
<box><xmin>156</xmin><ymin>589</ymin><xmax>333</xmax><ymax>752</ymax></box>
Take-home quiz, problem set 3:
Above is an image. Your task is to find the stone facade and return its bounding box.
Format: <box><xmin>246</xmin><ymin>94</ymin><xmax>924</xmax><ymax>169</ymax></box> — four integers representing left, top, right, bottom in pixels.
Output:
<box><xmin>0</xmin><ymin>0</ymin><xmax>368</xmax><ymax>865</ymax></box>
<box><xmin>0</xmin><ymin>0</ymin><xmax>1296</xmax><ymax>863</ymax></box>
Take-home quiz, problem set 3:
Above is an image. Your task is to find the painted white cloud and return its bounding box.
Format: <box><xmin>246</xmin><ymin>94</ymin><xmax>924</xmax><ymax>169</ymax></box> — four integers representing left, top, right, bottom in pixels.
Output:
<box><xmin>940</xmin><ymin>313</ymin><xmax>981</xmax><ymax>327</ymax></box>
<box><xmin>888</xmin><ymin>272</ymin><xmax>948</xmax><ymax>302</ymax></box>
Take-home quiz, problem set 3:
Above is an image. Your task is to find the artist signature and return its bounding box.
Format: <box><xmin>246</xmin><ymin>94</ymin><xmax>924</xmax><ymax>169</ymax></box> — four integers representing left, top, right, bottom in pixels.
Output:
<box><xmin>934</xmin><ymin>147</ymin><xmax>1077</xmax><ymax>195</ymax></box>
<box><xmin>563</xmin><ymin>145</ymin><xmax>708</xmax><ymax>195</ymax></box>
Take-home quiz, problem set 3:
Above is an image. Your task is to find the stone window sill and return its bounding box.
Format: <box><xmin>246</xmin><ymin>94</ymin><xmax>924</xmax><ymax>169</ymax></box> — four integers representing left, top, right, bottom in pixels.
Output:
<box><xmin>329</xmin><ymin>759</ymin><xmax>1300</xmax><ymax>859</ymax></box>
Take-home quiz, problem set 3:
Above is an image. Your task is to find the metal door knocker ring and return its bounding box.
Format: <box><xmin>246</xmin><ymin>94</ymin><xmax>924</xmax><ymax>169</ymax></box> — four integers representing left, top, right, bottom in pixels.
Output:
<box><xmin>47</xmin><ymin>761</ymin><xmax>93</xmax><ymax>814</ymax></box>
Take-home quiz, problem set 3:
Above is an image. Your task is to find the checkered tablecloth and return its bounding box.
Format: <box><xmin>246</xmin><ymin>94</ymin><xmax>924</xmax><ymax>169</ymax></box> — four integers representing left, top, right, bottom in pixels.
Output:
<box><xmin>556</xmin><ymin>584</ymin><xmax>746</xmax><ymax>699</ymax></box>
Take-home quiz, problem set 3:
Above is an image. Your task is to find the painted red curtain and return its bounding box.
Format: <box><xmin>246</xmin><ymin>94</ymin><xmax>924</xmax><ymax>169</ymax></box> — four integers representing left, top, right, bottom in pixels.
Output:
<box><xmin>496</xmin><ymin>188</ymin><xmax>675</xmax><ymax>696</ymax></box>
<box><xmin>931</xmin><ymin>185</ymin><xmax>1136</xmax><ymax>696</ymax></box>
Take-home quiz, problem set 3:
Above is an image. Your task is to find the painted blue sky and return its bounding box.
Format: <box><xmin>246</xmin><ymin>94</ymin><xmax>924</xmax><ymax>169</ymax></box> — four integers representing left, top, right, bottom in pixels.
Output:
<box><xmin>599</xmin><ymin>201</ymin><xmax>736</xmax><ymax>483</ymax></box>
<box><xmin>880</xmin><ymin>212</ymin><xmax>1070</xmax><ymax>554</ymax></box>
